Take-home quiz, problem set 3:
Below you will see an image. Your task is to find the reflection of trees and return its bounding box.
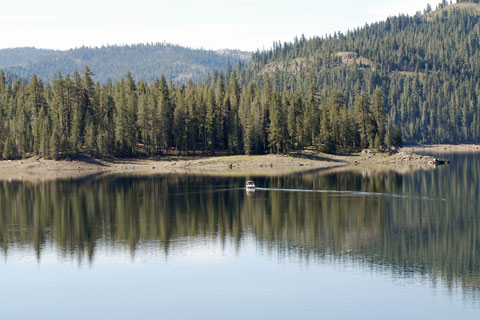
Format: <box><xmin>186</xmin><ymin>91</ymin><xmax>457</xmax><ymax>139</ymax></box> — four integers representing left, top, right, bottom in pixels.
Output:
<box><xmin>0</xmin><ymin>154</ymin><xmax>479</xmax><ymax>292</ymax></box>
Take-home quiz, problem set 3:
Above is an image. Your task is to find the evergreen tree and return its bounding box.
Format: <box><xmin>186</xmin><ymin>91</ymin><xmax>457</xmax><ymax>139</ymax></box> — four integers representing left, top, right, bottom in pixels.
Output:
<box><xmin>70</xmin><ymin>71</ymin><xmax>84</xmax><ymax>152</ymax></box>
<box><xmin>173</xmin><ymin>86</ymin><xmax>187</xmax><ymax>153</ymax></box>
<box><xmin>156</xmin><ymin>75</ymin><xmax>173</xmax><ymax>151</ymax></box>
<box><xmin>268</xmin><ymin>91</ymin><xmax>288</xmax><ymax>153</ymax></box>
<box><xmin>82</xmin><ymin>67</ymin><xmax>98</xmax><ymax>155</ymax></box>
<box><xmin>2</xmin><ymin>124</ymin><xmax>17</xmax><ymax>159</ymax></box>
<box><xmin>371</xmin><ymin>87</ymin><xmax>387</xmax><ymax>149</ymax></box>
<box><xmin>304</xmin><ymin>73</ymin><xmax>319</xmax><ymax>145</ymax></box>
<box><xmin>354</xmin><ymin>92</ymin><xmax>373</xmax><ymax>149</ymax></box>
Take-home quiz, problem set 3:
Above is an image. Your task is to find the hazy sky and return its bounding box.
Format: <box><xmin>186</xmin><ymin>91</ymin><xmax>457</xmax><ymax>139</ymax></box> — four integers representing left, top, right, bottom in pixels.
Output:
<box><xmin>0</xmin><ymin>0</ymin><xmax>437</xmax><ymax>51</ymax></box>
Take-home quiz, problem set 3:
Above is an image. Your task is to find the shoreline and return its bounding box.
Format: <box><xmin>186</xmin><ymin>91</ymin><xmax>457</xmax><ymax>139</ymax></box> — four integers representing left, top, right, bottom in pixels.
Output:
<box><xmin>0</xmin><ymin>145</ymin><xmax>469</xmax><ymax>182</ymax></box>
<box><xmin>402</xmin><ymin>144</ymin><xmax>480</xmax><ymax>153</ymax></box>
<box><xmin>0</xmin><ymin>153</ymin><xmax>346</xmax><ymax>181</ymax></box>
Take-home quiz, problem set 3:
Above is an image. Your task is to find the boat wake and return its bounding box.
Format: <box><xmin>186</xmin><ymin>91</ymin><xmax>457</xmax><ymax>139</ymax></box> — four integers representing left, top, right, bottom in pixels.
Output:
<box><xmin>253</xmin><ymin>187</ymin><xmax>446</xmax><ymax>201</ymax></box>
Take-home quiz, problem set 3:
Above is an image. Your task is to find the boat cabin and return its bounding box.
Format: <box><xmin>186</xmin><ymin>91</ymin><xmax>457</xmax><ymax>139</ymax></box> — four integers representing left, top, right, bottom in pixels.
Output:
<box><xmin>246</xmin><ymin>180</ymin><xmax>255</xmax><ymax>189</ymax></box>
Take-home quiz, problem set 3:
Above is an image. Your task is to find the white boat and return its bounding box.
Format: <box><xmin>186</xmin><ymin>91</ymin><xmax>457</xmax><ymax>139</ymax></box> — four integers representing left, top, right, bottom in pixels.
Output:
<box><xmin>246</xmin><ymin>180</ymin><xmax>256</xmax><ymax>189</ymax></box>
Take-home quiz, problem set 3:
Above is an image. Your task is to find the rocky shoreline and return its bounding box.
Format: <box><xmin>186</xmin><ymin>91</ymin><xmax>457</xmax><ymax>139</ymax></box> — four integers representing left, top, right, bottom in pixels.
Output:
<box><xmin>395</xmin><ymin>152</ymin><xmax>449</xmax><ymax>166</ymax></box>
<box><xmin>357</xmin><ymin>150</ymin><xmax>449</xmax><ymax>167</ymax></box>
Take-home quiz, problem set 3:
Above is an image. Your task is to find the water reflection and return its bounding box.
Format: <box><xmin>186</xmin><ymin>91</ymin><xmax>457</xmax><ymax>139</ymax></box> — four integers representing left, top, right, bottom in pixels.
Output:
<box><xmin>1</xmin><ymin>153</ymin><xmax>479</xmax><ymax>298</ymax></box>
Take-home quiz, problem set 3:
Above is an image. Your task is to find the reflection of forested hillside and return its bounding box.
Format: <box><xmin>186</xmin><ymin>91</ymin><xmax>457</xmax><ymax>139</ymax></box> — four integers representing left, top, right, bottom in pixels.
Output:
<box><xmin>0</xmin><ymin>154</ymin><xmax>479</xmax><ymax>293</ymax></box>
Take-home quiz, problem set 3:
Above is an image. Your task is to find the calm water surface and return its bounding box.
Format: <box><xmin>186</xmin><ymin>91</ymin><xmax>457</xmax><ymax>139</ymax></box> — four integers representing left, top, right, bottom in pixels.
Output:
<box><xmin>1</xmin><ymin>153</ymin><xmax>480</xmax><ymax>319</ymax></box>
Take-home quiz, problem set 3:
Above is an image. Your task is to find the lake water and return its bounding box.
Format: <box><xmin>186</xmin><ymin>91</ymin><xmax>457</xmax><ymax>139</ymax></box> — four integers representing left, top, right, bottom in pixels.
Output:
<box><xmin>1</xmin><ymin>153</ymin><xmax>480</xmax><ymax>319</ymax></box>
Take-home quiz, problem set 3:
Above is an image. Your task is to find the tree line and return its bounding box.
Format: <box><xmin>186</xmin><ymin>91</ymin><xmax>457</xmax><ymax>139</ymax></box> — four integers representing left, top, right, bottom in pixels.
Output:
<box><xmin>0</xmin><ymin>68</ymin><xmax>401</xmax><ymax>159</ymax></box>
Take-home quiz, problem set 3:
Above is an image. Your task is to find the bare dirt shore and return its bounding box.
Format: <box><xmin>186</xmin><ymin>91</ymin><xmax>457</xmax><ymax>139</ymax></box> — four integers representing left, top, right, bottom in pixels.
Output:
<box><xmin>0</xmin><ymin>152</ymin><xmax>346</xmax><ymax>181</ymax></box>
<box><xmin>0</xmin><ymin>146</ymin><xmax>461</xmax><ymax>182</ymax></box>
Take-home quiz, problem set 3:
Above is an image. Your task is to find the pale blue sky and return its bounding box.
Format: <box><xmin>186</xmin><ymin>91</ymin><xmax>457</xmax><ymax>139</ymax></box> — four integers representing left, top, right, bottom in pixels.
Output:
<box><xmin>0</xmin><ymin>0</ymin><xmax>438</xmax><ymax>51</ymax></box>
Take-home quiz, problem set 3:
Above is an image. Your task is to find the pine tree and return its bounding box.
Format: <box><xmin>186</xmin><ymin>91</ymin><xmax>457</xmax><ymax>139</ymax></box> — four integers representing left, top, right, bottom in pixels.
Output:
<box><xmin>239</xmin><ymin>83</ymin><xmax>257</xmax><ymax>155</ymax></box>
<box><xmin>214</xmin><ymin>73</ymin><xmax>226</xmax><ymax>150</ymax></box>
<box><xmin>184</xmin><ymin>81</ymin><xmax>198</xmax><ymax>152</ymax></box>
<box><xmin>226</xmin><ymin>73</ymin><xmax>241</xmax><ymax>153</ymax></box>
<box><xmin>268</xmin><ymin>91</ymin><xmax>288</xmax><ymax>153</ymax></box>
<box><xmin>173</xmin><ymin>86</ymin><xmax>187</xmax><ymax>153</ymax></box>
<box><xmin>82</xmin><ymin>67</ymin><xmax>98</xmax><ymax>155</ymax></box>
<box><xmin>318</xmin><ymin>109</ymin><xmax>334</xmax><ymax>152</ymax></box>
<box><xmin>304</xmin><ymin>73</ymin><xmax>319</xmax><ymax>145</ymax></box>
<box><xmin>392</xmin><ymin>126</ymin><xmax>403</xmax><ymax>148</ymax></box>
<box><xmin>287</xmin><ymin>91</ymin><xmax>304</xmax><ymax>150</ymax></box>
<box><xmin>205</xmin><ymin>86</ymin><xmax>217</xmax><ymax>154</ymax></box>
<box><xmin>2</xmin><ymin>124</ymin><xmax>17</xmax><ymax>159</ymax></box>
<box><xmin>50</xmin><ymin>72</ymin><xmax>70</xmax><ymax>154</ymax></box>
<box><xmin>261</xmin><ymin>75</ymin><xmax>273</xmax><ymax>152</ymax></box>
<box><xmin>70</xmin><ymin>71</ymin><xmax>84</xmax><ymax>153</ymax></box>
<box><xmin>14</xmin><ymin>100</ymin><xmax>31</xmax><ymax>158</ymax></box>
<box><xmin>374</xmin><ymin>133</ymin><xmax>382</xmax><ymax>151</ymax></box>
<box><xmin>354</xmin><ymin>92</ymin><xmax>373</xmax><ymax>149</ymax></box>
<box><xmin>123</xmin><ymin>72</ymin><xmax>138</xmax><ymax>156</ymax></box>
<box><xmin>156</xmin><ymin>75</ymin><xmax>173</xmax><ymax>151</ymax></box>
<box><xmin>50</xmin><ymin>121</ymin><xmax>61</xmax><ymax>159</ymax></box>
<box><xmin>97</xmin><ymin>93</ymin><xmax>116</xmax><ymax>156</ymax></box>
<box><xmin>137</xmin><ymin>85</ymin><xmax>152</xmax><ymax>155</ymax></box>
<box><xmin>325</xmin><ymin>90</ymin><xmax>345</xmax><ymax>148</ymax></box>
<box><xmin>371</xmin><ymin>87</ymin><xmax>387</xmax><ymax>149</ymax></box>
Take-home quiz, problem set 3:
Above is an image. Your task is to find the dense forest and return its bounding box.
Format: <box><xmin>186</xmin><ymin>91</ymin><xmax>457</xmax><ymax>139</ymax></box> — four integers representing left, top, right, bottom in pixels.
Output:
<box><xmin>244</xmin><ymin>1</ymin><xmax>480</xmax><ymax>144</ymax></box>
<box><xmin>1</xmin><ymin>1</ymin><xmax>480</xmax><ymax>159</ymax></box>
<box><xmin>0</xmin><ymin>68</ymin><xmax>399</xmax><ymax>159</ymax></box>
<box><xmin>0</xmin><ymin>44</ymin><xmax>250</xmax><ymax>84</ymax></box>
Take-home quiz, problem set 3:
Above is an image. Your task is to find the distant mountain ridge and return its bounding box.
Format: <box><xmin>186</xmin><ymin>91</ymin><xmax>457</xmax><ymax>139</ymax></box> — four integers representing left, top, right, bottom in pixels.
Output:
<box><xmin>0</xmin><ymin>47</ymin><xmax>59</xmax><ymax>68</ymax></box>
<box><xmin>0</xmin><ymin>43</ymin><xmax>251</xmax><ymax>83</ymax></box>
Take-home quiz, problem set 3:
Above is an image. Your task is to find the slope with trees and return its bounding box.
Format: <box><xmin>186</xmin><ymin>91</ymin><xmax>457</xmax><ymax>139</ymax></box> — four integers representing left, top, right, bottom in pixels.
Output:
<box><xmin>0</xmin><ymin>47</ymin><xmax>59</xmax><ymax>68</ymax></box>
<box><xmin>0</xmin><ymin>43</ymin><xmax>251</xmax><ymax>84</ymax></box>
<box><xmin>2</xmin><ymin>1</ymin><xmax>479</xmax><ymax>159</ymax></box>
<box><xmin>246</xmin><ymin>1</ymin><xmax>480</xmax><ymax>145</ymax></box>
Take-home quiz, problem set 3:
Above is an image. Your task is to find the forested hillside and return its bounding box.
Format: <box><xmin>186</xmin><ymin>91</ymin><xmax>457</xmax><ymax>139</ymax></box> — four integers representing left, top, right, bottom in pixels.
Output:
<box><xmin>0</xmin><ymin>1</ymin><xmax>479</xmax><ymax>160</ymax></box>
<box><xmin>0</xmin><ymin>47</ymin><xmax>59</xmax><ymax>68</ymax></box>
<box><xmin>245</xmin><ymin>1</ymin><xmax>480</xmax><ymax>144</ymax></box>
<box><xmin>0</xmin><ymin>43</ymin><xmax>251</xmax><ymax>83</ymax></box>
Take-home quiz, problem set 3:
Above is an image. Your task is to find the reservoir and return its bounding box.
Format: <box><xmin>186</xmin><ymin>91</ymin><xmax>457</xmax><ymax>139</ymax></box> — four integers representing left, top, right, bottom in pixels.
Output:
<box><xmin>0</xmin><ymin>152</ymin><xmax>479</xmax><ymax>319</ymax></box>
